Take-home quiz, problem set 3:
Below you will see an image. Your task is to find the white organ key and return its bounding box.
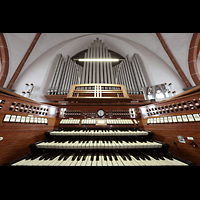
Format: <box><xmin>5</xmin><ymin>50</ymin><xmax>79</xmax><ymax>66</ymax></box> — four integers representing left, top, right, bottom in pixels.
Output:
<box><xmin>55</xmin><ymin>142</ymin><xmax>65</xmax><ymax>149</ymax></box>
<box><xmin>86</xmin><ymin>153</ymin><xmax>93</xmax><ymax>166</ymax></box>
<box><xmin>100</xmin><ymin>154</ymin><xmax>107</xmax><ymax>166</ymax></box>
<box><xmin>10</xmin><ymin>115</ymin><xmax>17</xmax><ymax>122</ymax></box>
<box><xmin>168</xmin><ymin>116</ymin><xmax>173</xmax><ymax>123</ymax></box>
<box><xmin>110</xmin><ymin>154</ymin><xmax>118</xmax><ymax>166</ymax></box>
<box><xmin>145</xmin><ymin>155</ymin><xmax>164</xmax><ymax>166</ymax></box>
<box><xmin>182</xmin><ymin>115</ymin><xmax>189</xmax><ymax>122</ymax></box>
<box><xmin>3</xmin><ymin>114</ymin><xmax>11</xmax><ymax>122</ymax></box>
<box><xmin>98</xmin><ymin>154</ymin><xmax>103</xmax><ymax>166</ymax></box>
<box><xmin>91</xmin><ymin>154</ymin><xmax>97</xmax><ymax>166</ymax></box>
<box><xmin>39</xmin><ymin>157</ymin><xmax>53</xmax><ymax>166</ymax></box>
<box><xmin>172</xmin><ymin>116</ymin><xmax>178</xmax><ymax>123</ymax></box>
<box><xmin>64</xmin><ymin>153</ymin><xmax>77</xmax><ymax>166</ymax></box>
<box><xmin>124</xmin><ymin>153</ymin><xmax>137</xmax><ymax>166</ymax></box>
<box><xmin>80</xmin><ymin>153</ymin><xmax>89</xmax><ymax>166</ymax></box>
<box><xmin>29</xmin><ymin>155</ymin><xmax>48</xmax><ymax>166</ymax></box>
<box><xmin>147</xmin><ymin>118</ymin><xmax>151</xmax><ymax>124</ymax></box>
<box><xmin>96</xmin><ymin>154</ymin><xmax>101</xmax><ymax>166</ymax></box>
<box><xmin>36</xmin><ymin>142</ymin><xmax>47</xmax><ymax>149</ymax></box>
<box><xmin>177</xmin><ymin>115</ymin><xmax>183</xmax><ymax>122</ymax></box>
<box><xmin>115</xmin><ymin>154</ymin><xmax>124</xmax><ymax>166</ymax></box>
<box><xmin>160</xmin><ymin>117</ymin><xmax>164</xmax><ymax>123</ymax></box>
<box><xmin>187</xmin><ymin>114</ymin><xmax>195</xmax><ymax>122</ymax></box>
<box><xmin>126</xmin><ymin>153</ymin><xmax>141</xmax><ymax>166</ymax></box>
<box><xmin>16</xmin><ymin>115</ymin><xmax>21</xmax><ymax>123</ymax></box>
<box><xmin>70</xmin><ymin>155</ymin><xmax>80</xmax><ymax>166</ymax></box>
<box><xmin>77</xmin><ymin>153</ymin><xmax>86</xmax><ymax>166</ymax></box>
<box><xmin>78</xmin><ymin>140</ymin><xmax>83</xmax><ymax>149</ymax></box>
<box><xmin>115</xmin><ymin>153</ymin><xmax>125</xmax><ymax>166</ymax></box>
<box><xmin>60</xmin><ymin>153</ymin><xmax>76</xmax><ymax>166</ymax></box>
<box><xmin>48</xmin><ymin>155</ymin><xmax>63</xmax><ymax>166</ymax></box>
<box><xmin>106</xmin><ymin>154</ymin><xmax>113</xmax><ymax>166</ymax></box>
<box><xmin>121</xmin><ymin>153</ymin><xmax>133</xmax><ymax>166</ymax></box>
<box><xmin>12</xmin><ymin>158</ymin><xmax>29</xmax><ymax>166</ymax></box>
<box><xmin>193</xmin><ymin>113</ymin><xmax>200</xmax><ymax>121</ymax></box>
<box><xmin>73</xmin><ymin>141</ymin><xmax>80</xmax><ymax>149</ymax></box>
<box><xmin>93</xmin><ymin>140</ymin><xmax>97</xmax><ymax>149</ymax></box>
<box><xmin>162</xmin><ymin>157</ymin><xmax>188</xmax><ymax>166</ymax></box>
<box><xmin>60</xmin><ymin>141</ymin><xmax>70</xmax><ymax>149</ymax></box>
<box><xmin>156</xmin><ymin>118</ymin><xmax>160</xmax><ymax>124</ymax></box>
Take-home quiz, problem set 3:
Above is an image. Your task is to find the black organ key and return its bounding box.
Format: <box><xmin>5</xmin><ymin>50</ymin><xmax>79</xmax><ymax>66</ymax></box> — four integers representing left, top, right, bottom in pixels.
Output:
<box><xmin>77</xmin><ymin>152</ymin><xmax>83</xmax><ymax>161</ymax></box>
<box><xmin>112</xmin><ymin>152</ymin><xmax>118</xmax><ymax>160</ymax></box>
<box><xmin>96</xmin><ymin>152</ymin><xmax>99</xmax><ymax>161</ymax></box>
<box><xmin>82</xmin><ymin>151</ymin><xmax>87</xmax><ymax>161</ymax></box>
<box><xmin>72</xmin><ymin>151</ymin><xmax>79</xmax><ymax>161</ymax></box>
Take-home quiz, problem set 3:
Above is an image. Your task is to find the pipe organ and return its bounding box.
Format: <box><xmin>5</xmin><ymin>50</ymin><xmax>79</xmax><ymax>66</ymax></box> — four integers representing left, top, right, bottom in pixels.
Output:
<box><xmin>47</xmin><ymin>38</ymin><xmax>147</xmax><ymax>96</ymax></box>
<box><xmin>1</xmin><ymin>37</ymin><xmax>200</xmax><ymax>167</ymax></box>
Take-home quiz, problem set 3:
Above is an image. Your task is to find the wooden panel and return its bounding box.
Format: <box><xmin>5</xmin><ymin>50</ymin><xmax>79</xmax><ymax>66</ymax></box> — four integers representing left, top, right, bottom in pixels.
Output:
<box><xmin>142</xmin><ymin>119</ymin><xmax>200</xmax><ymax>166</ymax></box>
<box><xmin>0</xmin><ymin>92</ymin><xmax>57</xmax><ymax>165</ymax></box>
<box><xmin>139</xmin><ymin>89</ymin><xmax>200</xmax><ymax>165</ymax></box>
<box><xmin>0</xmin><ymin>119</ymin><xmax>55</xmax><ymax>166</ymax></box>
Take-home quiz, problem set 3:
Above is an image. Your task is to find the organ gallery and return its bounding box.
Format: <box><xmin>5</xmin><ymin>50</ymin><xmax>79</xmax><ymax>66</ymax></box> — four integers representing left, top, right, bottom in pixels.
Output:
<box><xmin>0</xmin><ymin>33</ymin><xmax>200</xmax><ymax>166</ymax></box>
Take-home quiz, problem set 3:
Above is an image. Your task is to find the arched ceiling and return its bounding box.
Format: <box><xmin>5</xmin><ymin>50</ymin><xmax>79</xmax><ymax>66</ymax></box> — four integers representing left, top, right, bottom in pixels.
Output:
<box><xmin>2</xmin><ymin>33</ymin><xmax>196</xmax><ymax>88</ymax></box>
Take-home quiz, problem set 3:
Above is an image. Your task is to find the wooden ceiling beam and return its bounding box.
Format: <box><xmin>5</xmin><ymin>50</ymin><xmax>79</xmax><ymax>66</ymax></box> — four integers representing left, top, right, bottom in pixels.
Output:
<box><xmin>156</xmin><ymin>33</ymin><xmax>192</xmax><ymax>88</ymax></box>
<box><xmin>7</xmin><ymin>33</ymin><xmax>41</xmax><ymax>89</ymax></box>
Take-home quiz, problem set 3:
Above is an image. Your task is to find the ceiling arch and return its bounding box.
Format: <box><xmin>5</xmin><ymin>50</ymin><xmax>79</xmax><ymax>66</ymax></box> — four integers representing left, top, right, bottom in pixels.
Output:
<box><xmin>188</xmin><ymin>33</ymin><xmax>200</xmax><ymax>85</ymax></box>
<box><xmin>0</xmin><ymin>33</ymin><xmax>9</xmax><ymax>87</ymax></box>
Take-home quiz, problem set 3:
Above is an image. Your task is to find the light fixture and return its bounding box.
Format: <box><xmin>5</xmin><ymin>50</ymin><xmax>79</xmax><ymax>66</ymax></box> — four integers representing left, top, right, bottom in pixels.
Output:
<box><xmin>73</xmin><ymin>58</ymin><xmax>121</xmax><ymax>62</ymax></box>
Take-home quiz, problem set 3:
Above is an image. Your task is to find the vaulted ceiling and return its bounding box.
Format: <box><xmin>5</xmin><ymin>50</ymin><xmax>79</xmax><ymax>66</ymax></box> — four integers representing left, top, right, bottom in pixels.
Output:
<box><xmin>1</xmin><ymin>33</ymin><xmax>200</xmax><ymax>90</ymax></box>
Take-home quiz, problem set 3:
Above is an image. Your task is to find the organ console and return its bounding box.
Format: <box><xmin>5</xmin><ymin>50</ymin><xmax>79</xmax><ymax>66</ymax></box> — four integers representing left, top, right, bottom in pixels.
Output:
<box><xmin>1</xmin><ymin>83</ymin><xmax>199</xmax><ymax>166</ymax></box>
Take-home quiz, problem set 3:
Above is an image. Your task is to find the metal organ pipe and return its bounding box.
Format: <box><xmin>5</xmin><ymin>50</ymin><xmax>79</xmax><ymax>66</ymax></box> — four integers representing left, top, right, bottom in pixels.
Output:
<box><xmin>57</xmin><ymin>56</ymin><xmax>67</xmax><ymax>95</ymax></box>
<box><xmin>133</xmin><ymin>55</ymin><xmax>143</xmax><ymax>93</ymax></box>
<box><xmin>54</xmin><ymin>56</ymin><xmax>64</xmax><ymax>94</ymax></box>
<box><xmin>128</xmin><ymin>56</ymin><xmax>138</xmax><ymax>94</ymax></box>
<box><xmin>47</xmin><ymin>54</ymin><xmax>62</xmax><ymax>95</ymax></box>
<box><xmin>47</xmin><ymin>38</ymin><xmax>148</xmax><ymax>96</ymax></box>
<box><xmin>130</xmin><ymin>56</ymin><xmax>140</xmax><ymax>94</ymax></box>
<box><xmin>134</xmin><ymin>54</ymin><xmax>147</xmax><ymax>88</ymax></box>
<box><xmin>131</xmin><ymin>54</ymin><xmax>147</xmax><ymax>94</ymax></box>
<box><xmin>124</xmin><ymin>56</ymin><xmax>132</xmax><ymax>94</ymax></box>
<box><xmin>62</xmin><ymin>55</ymin><xmax>70</xmax><ymax>94</ymax></box>
<box><xmin>99</xmin><ymin>41</ymin><xmax>104</xmax><ymax>84</ymax></box>
<box><xmin>80</xmin><ymin>52</ymin><xmax>87</xmax><ymax>85</ymax></box>
<box><xmin>96</xmin><ymin>39</ymin><xmax>100</xmax><ymax>84</ymax></box>
<box><xmin>125</xmin><ymin>56</ymin><xmax>135</xmax><ymax>94</ymax></box>
<box><xmin>109</xmin><ymin>52</ymin><xmax>115</xmax><ymax>84</ymax></box>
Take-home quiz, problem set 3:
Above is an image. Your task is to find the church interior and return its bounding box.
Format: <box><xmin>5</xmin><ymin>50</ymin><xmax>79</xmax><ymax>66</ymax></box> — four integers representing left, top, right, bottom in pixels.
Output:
<box><xmin>0</xmin><ymin>33</ymin><xmax>200</xmax><ymax>166</ymax></box>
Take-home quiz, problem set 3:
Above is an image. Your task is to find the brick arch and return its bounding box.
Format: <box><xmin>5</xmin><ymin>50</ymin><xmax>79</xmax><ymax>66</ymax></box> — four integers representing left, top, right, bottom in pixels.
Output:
<box><xmin>0</xmin><ymin>33</ymin><xmax>9</xmax><ymax>87</ymax></box>
<box><xmin>188</xmin><ymin>33</ymin><xmax>200</xmax><ymax>85</ymax></box>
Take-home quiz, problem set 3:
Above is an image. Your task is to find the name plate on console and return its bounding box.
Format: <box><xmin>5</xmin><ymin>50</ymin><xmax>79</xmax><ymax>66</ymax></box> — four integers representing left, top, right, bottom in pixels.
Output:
<box><xmin>96</xmin><ymin>119</ymin><xmax>107</xmax><ymax>126</ymax></box>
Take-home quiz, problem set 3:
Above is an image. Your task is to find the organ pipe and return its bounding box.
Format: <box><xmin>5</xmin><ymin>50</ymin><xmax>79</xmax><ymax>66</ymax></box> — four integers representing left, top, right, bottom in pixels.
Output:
<box><xmin>47</xmin><ymin>54</ymin><xmax>62</xmax><ymax>95</ymax></box>
<box><xmin>47</xmin><ymin>38</ymin><xmax>148</xmax><ymax>96</ymax></box>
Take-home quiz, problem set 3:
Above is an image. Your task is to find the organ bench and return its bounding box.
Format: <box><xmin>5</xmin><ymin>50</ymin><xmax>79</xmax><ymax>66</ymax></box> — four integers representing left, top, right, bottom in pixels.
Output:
<box><xmin>1</xmin><ymin>85</ymin><xmax>200</xmax><ymax>166</ymax></box>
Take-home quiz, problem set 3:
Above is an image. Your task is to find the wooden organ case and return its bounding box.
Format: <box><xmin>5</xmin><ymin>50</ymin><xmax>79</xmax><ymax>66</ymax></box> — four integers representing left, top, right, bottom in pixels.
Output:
<box><xmin>1</xmin><ymin>84</ymin><xmax>199</xmax><ymax>166</ymax></box>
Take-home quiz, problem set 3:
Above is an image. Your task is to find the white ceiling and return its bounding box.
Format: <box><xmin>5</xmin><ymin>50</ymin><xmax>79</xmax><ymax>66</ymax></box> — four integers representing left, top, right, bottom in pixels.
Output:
<box><xmin>3</xmin><ymin>33</ymin><xmax>197</xmax><ymax>88</ymax></box>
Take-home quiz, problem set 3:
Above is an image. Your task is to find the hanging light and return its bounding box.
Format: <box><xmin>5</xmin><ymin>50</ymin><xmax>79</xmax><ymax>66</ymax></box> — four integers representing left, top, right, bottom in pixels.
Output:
<box><xmin>73</xmin><ymin>58</ymin><xmax>121</xmax><ymax>62</ymax></box>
